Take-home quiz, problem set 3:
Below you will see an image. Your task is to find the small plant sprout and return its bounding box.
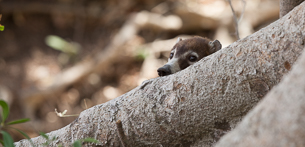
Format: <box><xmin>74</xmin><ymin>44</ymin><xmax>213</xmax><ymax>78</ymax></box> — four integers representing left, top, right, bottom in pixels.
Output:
<box><xmin>55</xmin><ymin>109</ymin><xmax>79</xmax><ymax>117</ymax></box>
<box><xmin>0</xmin><ymin>100</ymin><xmax>32</xmax><ymax>147</ymax></box>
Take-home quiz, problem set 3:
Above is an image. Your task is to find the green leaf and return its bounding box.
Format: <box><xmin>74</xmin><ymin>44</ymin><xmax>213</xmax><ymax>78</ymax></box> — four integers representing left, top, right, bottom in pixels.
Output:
<box><xmin>72</xmin><ymin>140</ymin><xmax>81</xmax><ymax>147</ymax></box>
<box><xmin>83</xmin><ymin>138</ymin><xmax>99</xmax><ymax>144</ymax></box>
<box><xmin>39</xmin><ymin>132</ymin><xmax>49</xmax><ymax>140</ymax></box>
<box><xmin>45</xmin><ymin>35</ymin><xmax>79</xmax><ymax>54</ymax></box>
<box><xmin>8</xmin><ymin>127</ymin><xmax>35</xmax><ymax>147</ymax></box>
<box><xmin>0</xmin><ymin>25</ymin><xmax>4</xmax><ymax>31</ymax></box>
<box><xmin>0</xmin><ymin>100</ymin><xmax>9</xmax><ymax>124</ymax></box>
<box><xmin>51</xmin><ymin>136</ymin><xmax>56</xmax><ymax>141</ymax></box>
<box><xmin>1</xmin><ymin>131</ymin><xmax>14</xmax><ymax>147</ymax></box>
<box><xmin>7</xmin><ymin>127</ymin><xmax>30</xmax><ymax>139</ymax></box>
<box><xmin>7</xmin><ymin>118</ymin><xmax>30</xmax><ymax>125</ymax></box>
<box><xmin>0</xmin><ymin>139</ymin><xmax>4</xmax><ymax>145</ymax></box>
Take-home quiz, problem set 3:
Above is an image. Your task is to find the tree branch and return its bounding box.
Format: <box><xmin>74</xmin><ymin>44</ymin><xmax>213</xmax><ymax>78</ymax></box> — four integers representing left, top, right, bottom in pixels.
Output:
<box><xmin>280</xmin><ymin>0</ymin><xmax>304</xmax><ymax>18</ymax></box>
<box><xmin>216</xmin><ymin>31</ymin><xmax>305</xmax><ymax>147</ymax></box>
<box><xmin>15</xmin><ymin>1</ymin><xmax>305</xmax><ymax>147</ymax></box>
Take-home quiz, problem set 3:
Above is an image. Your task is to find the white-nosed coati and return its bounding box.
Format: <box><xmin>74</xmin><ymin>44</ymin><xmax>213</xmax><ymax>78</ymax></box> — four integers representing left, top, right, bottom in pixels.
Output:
<box><xmin>157</xmin><ymin>36</ymin><xmax>222</xmax><ymax>76</ymax></box>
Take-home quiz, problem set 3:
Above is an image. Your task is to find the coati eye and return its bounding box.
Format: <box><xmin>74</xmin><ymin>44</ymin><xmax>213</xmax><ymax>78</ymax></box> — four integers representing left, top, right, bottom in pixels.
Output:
<box><xmin>189</xmin><ymin>56</ymin><xmax>197</xmax><ymax>62</ymax></box>
<box><xmin>169</xmin><ymin>53</ymin><xmax>174</xmax><ymax>59</ymax></box>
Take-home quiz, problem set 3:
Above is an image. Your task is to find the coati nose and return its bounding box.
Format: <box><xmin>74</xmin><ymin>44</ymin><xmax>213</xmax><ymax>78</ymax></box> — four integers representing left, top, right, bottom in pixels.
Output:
<box><xmin>157</xmin><ymin>65</ymin><xmax>171</xmax><ymax>76</ymax></box>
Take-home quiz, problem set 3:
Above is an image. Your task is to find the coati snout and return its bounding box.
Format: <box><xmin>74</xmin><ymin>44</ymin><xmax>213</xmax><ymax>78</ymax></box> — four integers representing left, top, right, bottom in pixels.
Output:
<box><xmin>157</xmin><ymin>36</ymin><xmax>222</xmax><ymax>76</ymax></box>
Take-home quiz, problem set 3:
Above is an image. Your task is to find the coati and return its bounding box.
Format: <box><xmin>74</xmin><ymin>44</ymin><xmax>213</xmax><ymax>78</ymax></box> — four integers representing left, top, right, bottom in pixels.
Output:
<box><xmin>157</xmin><ymin>36</ymin><xmax>222</xmax><ymax>76</ymax></box>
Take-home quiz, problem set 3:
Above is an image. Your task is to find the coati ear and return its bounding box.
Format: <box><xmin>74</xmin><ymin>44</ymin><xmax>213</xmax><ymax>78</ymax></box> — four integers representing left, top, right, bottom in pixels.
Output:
<box><xmin>208</xmin><ymin>40</ymin><xmax>222</xmax><ymax>53</ymax></box>
<box><xmin>176</xmin><ymin>37</ymin><xmax>182</xmax><ymax>43</ymax></box>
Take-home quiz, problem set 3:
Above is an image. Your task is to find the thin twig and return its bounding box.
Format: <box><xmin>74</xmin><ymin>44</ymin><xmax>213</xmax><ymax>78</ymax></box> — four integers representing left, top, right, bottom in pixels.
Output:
<box><xmin>239</xmin><ymin>0</ymin><xmax>246</xmax><ymax>24</ymax></box>
<box><xmin>116</xmin><ymin>120</ymin><xmax>127</xmax><ymax>147</ymax></box>
<box><xmin>84</xmin><ymin>99</ymin><xmax>88</xmax><ymax>109</ymax></box>
<box><xmin>228</xmin><ymin>0</ymin><xmax>240</xmax><ymax>40</ymax></box>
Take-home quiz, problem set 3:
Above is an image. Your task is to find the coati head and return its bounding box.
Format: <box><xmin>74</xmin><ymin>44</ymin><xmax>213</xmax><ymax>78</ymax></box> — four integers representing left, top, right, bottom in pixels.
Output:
<box><xmin>157</xmin><ymin>36</ymin><xmax>222</xmax><ymax>76</ymax></box>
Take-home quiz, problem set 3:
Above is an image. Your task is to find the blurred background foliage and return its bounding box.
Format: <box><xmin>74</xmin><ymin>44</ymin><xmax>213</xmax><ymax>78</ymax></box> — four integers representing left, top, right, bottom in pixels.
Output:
<box><xmin>0</xmin><ymin>0</ymin><xmax>279</xmax><ymax>141</ymax></box>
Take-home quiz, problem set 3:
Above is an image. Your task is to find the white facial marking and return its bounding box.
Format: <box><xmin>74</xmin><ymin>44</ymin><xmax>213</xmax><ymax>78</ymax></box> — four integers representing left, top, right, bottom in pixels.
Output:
<box><xmin>181</xmin><ymin>51</ymin><xmax>199</xmax><ymax>58</ymax></box>
<box><xmin>164</xmin><ymin>48</ymin><xmax>181</xmax><ymax>74</ymax></box>
<box><xmin>166</xmin><ymin>57</ymin><xmax>181</xmax><ymax>74</ymax></box>
<box><xmin>185</xmin><ymin>51</ymin><xmax>199</xmax><ymax>65</ymax></box>
<box><xmin>168</xmin><ymin>48</ymin><xmax>176</xmax><ymax>61</ymax></box>
<box><xmin>166</xmin><ymin>50</ymin><xmax>201</xmax><ymax>74</ymax></box>
<box><xmin>164</xmin><ymin>48</ymin><xmax>201</xmax><ymax>74</ymax></box>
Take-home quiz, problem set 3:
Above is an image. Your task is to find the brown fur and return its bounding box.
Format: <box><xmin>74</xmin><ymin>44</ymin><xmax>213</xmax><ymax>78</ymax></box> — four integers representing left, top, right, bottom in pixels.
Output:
<box><xmin>157</xmin><ymin>36</ymin><xmax>222</xmax><ymax>76</ymax></box>
<box><xmin>172</xmin><ymin>36</ymin><xmax>211</xmax><ymax>59</ymax></box>
<box><xmin>172</xmin><ymin>36</ymin><xmax>213</xmax><ymax>70</ymax></box>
